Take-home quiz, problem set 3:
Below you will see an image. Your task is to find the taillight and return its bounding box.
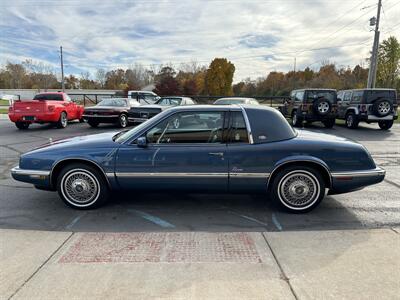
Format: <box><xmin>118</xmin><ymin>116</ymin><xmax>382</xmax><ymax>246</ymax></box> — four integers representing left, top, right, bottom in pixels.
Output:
<box><xmin>48</xmin><ymin>105</ymin><xmax>55</xmax><ymax>112</ymax></box>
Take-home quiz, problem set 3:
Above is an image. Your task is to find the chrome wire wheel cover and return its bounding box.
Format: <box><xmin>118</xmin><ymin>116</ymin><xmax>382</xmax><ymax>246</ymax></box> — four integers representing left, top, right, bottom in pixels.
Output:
<box><xmin>277</xmin><ymin>170</ymin><xmax>320</xmax><ymax>210</ymax></box>
<box><xmin>61</xmin><ymin>169</ymin><xmax>100</xmax><ymax>207</ymax></box>
<box><xmin>317</xmin><ymin>101</ymin><xmax>329</xmax><ymax>113</ymax></box>
<box><xmin>378</xmin><ymin>101</ymin><xmax>390</xmax><ymax>114</ymax></box>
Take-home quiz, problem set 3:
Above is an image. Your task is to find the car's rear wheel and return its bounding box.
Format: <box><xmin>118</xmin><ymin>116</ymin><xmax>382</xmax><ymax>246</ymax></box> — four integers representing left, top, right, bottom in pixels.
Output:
<box><xmin>88</xmin><ymin>120</ymin><xmax>99</xmax><ymax>128</ymax></box>
<box><xmin>118</xmin><ymin>113</ymin><xmax>128</xmax><ymax>128</ymax></box>
<box><xmin>291</xmin><ymin>111</ymin><xmax>303</xmax><ymax>127</ymax></box>
<box><xmin>323</xmin><ymin>118</ymin><xmax>335</xmax><ymax>128</ymax></box>
<box><xmin>345</xmin><ymin>112</ymin><xmax>359</xmax><ymax>129</ymax></box>
<box><xmin>57</xmin><ymin>163</ymin><xmax>109</xmax><ymax>209</ymax></box>
<box><xmin>15</xmin><ymin>122</ymin><xmax>30</xmax><ymax>130</ymax></box>
<box><xmin>56</xmin><ymin>112</ymin><xmax>68</xmax><ymax>128</ymax></box>
<box><xmin>378</xmin><ymin>120</ymin><xmax>393</xmax><ymax>130</ymax></box>
<box><xmin>270</xmin><ymin>166</ymin><xmax>325</xmax><ymax>213</ymax></box>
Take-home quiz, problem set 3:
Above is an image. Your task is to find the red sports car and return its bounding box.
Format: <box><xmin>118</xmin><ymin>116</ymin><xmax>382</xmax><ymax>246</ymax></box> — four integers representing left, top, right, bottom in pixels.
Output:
<box><xmin>8</xmin><ymin>92</ymin><xmax>84</xmax><ymax>129</ymax></box>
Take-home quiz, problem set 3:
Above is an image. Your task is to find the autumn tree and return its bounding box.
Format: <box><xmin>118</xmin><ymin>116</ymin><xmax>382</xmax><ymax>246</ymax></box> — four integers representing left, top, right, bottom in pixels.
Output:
<box><xmin>205</xmin><ymin>58</ymin><xmax>235</xmax><ymax>96</ymax></box>
<box><xmin>154</xmin><ymin>66</ymin><xmax>181</xmax><ymax>95</ymax></box>
<box><xmin>377</xmin><ymin>36</ymin><xmax>400</xmax><ymax>88</ymax></box>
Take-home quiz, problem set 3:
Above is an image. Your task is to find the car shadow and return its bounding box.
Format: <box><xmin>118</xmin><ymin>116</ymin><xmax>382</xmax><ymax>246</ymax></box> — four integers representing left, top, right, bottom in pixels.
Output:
<box><xmin>0</xmin><ymin>186</ymin><xmax>371</xmax><ymax>233</ymax></box>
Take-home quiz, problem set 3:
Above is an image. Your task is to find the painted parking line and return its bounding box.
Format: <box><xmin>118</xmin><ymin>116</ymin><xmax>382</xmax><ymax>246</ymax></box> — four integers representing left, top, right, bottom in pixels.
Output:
<box><xmin>272</xmin><ymin>213</ymin><xmax>283</xmax><ymax>231</ymax></box>
<box><xmin>228</xmin><ymin>211</ymin><xmax>268</xmax><ymax>227</ymax></box>
<box><xmin>128</xmin><ymin>209</ymin><xmax>175</xmax><ymax>228</ymax></box>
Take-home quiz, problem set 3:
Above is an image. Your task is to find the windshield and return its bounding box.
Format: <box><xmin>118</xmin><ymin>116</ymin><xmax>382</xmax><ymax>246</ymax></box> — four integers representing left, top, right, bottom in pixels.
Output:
<box><xmin>97</xmin><ymin>98</ymin><xmax>127</xmax><ymax>107</ymax></box>
<box><xmin>365</xmin><ymin>90</ymin><xmax>396</xmax><ymax>103</ymax></box>
<box><xmin>156</xmin><ymin>97</ymin><xmax>182</xmax><ymax>106</ymax></box>
<box><xmin>305</xmin><ymin>91</ymin><xmax>336</xmax><ymax>103</ymax></box>
<box><xmin>33</xmin><ymin>93</ymin><xmax>63</xmax><ymax>101</ymax></box>
<box><xmin>114</xmin><ymin>110</ymin><xmax>168</xmax><ymax>143</ymax></box>
<box><xmin>215</xmin><ymin>99</ymin><xmax>245</xmax><ymax>105</ymax></box>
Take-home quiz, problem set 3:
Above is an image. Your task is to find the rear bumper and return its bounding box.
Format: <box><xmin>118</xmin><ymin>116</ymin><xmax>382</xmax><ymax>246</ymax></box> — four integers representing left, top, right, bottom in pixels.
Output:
<box><xmin>329</xmin><ymin>167</ymin><xmax>385</xmax><ymax>195</ymax></box>
<box><xmin>11</xmin><ymin>166</ymin><xmax>52</xmax><ymax>189</ymax></box>
<box><xmin>9</xmin><ymin>112</ymin><xmax>59</xmax><ymax>123</ymax></box>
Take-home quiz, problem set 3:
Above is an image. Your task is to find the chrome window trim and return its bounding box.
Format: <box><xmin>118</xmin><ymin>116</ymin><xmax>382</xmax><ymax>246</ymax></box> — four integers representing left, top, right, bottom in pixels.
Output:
<box><xmin>331</xmin><ymin>167</ymin><xmax>385</xmax><ymax>178</ymax></box>
<box><xmin>239</xmin><ymin>106</ymin><xmax>254</xmax><ymax>144</ymax></box>
<box><xmin>11</xmin><ymin>166</ymin><xmax>50</xmax><ymax>177</ymax></box>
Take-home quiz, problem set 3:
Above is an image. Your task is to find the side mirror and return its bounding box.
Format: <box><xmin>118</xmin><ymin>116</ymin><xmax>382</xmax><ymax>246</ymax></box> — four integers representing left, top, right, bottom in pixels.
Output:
<box><xmin>137</xmin><ymin>136</ymin><xmax>147</xmax><ymax>148</ymax></box>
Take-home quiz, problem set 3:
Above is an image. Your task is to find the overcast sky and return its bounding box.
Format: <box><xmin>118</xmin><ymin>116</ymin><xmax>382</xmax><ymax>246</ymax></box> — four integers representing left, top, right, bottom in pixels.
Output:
<box><xmin>0</xmin><ymin>0</ymin><xmax>399</xmax><ymax>82</ymax></box>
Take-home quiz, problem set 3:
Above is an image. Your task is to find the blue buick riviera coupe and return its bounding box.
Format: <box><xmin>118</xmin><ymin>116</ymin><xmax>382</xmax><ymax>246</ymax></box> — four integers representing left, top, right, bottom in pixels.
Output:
<box><xmin>11</xmin><ymin>105</ymin><xmax>385</xmax><ymax>213</ymax></box>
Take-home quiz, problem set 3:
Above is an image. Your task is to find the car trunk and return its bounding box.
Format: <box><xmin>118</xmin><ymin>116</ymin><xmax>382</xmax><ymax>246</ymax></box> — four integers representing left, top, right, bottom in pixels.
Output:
<box><xmin>13</xmin><ymin>100</ymin><xmax>47</xmax><ymax>113</ymax></box>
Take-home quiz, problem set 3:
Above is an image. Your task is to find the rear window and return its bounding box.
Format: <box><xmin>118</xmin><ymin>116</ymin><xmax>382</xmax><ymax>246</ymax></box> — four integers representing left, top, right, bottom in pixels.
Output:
<box><xmin>305</xmin><ymin>91</ymin><xmax>336</xmax><ymax>103</ymax></box>
<box><xmin>33</xmin><ymin>94</ymin><xmax>64</xmax><ymax>101</ymax></box>
<box><xmin>365</xmin><ymin>90</ymin><xmax>396</xmax><ymax>103</ymax></box>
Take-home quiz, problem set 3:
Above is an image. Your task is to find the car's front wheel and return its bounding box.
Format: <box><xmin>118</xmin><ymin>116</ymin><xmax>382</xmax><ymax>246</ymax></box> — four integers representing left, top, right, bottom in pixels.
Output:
<box><xmin>345</xmin><ymin>112</ymin><xmax>359</xmax><ymax>129</ymax></box>
<box><xmin>57</xmin><ymin>163</ymin><xmax>109</xmax><ymax>209</ymax></box>
<box><xmin>378</xmin><ymin>120</ymin><xmax>393</xmax><ymax>130</ymax></box>
<box><xmin>270</xmin><ymin>166</ymin><xmax>325</xmax><ymax>213</ymax></box>
<box><xmin>323</xmin><ymin>118</ymin><xmax>335</xmax><ymax>128</ymax></box>
<box><xmin>291</xmin><ymin>111</ymin><xmax>303</xmax><ymax>127</ymax></box>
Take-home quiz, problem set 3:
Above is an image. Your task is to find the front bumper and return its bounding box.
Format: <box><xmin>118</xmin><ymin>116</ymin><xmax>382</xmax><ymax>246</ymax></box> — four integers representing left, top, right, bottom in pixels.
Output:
<box><xmin>358</xmin><ymin>114</ymin><xmax>397</xmax><ymax>121</ymax></box>
<box><xmin>11</xmin><ymin>166</ymin><xmax>52</xmax><ymax>189</ymax></box>
<box><xmin>329</xmin><ymin>167</ymin><xmax>385</xmax><ymax>195</ymax></box>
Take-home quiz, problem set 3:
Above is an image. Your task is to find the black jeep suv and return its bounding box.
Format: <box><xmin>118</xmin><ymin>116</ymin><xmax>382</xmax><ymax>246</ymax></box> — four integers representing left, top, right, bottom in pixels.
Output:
<box><xmin>279</xmin><ymin>89</ymin><xmax>337</xmax><ymax>128</ymax></box>
<box><xmin>337</xmin><ymin>89</ymin><xmax>398</xmax><ymax>130</ymax></box>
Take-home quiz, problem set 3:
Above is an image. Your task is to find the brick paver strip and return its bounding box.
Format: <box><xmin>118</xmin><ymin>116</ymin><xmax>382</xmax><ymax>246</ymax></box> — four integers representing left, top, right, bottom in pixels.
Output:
<box><xmin>59</xmin><ymin>232</ymin><xmax>262</xmax><ymax>263</ymax></box>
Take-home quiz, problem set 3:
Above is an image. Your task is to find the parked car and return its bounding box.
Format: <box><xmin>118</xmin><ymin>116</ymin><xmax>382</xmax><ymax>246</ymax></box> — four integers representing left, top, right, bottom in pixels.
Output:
<box><xmin>127</xmin><ymin>90</ymin><xmax>159</xmax><ymax>104</ymax></box>
<box><xmin>11</xmin><ymin>105</ymin><xmax>384</xmax><ymax>213</ymax></box>
<box><xmin>83</xmin><ymin>98</ymin><xmax>141</xmax><ymax>128</ymax></box>
<box><xmin>279</xmin><ymin>89</ymin><xmax>337</xmax><ymax>128</ymax></box>
<box><xmin>8</xmin><ymin>92</ymin><xmax>84</xmax><ymax>130</ymax></box>
<box><xmin>337</xmin><ymin>88</ymin><xmax>398</xmax><ymax>130</ymax></box>
<box><xmin>128</xmin><ymin>96</ymin><xmax>196</xmax><ymax>124</ymax></box>
<box><xmin>214</xmin><ymin>97</ymin><xmax>260</xmax><ymax>105</ymax></box>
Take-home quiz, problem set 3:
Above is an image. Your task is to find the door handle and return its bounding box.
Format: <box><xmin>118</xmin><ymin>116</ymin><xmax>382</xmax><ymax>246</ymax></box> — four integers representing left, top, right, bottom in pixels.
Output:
<box><xmin>209</xmin><ymin>152</ymin><xmax>224</xmax><ymax>157</ymax></box>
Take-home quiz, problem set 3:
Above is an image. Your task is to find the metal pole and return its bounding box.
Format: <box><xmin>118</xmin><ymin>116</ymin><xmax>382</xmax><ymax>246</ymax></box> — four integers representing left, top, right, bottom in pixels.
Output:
<box><xmin>60</xmin><ymin>46</ymin><xmax>65</xmax><ymax>92</ymax></box>
<box><xmin>293</xmin><ymin>57</ymin><xmax>296</xmax><ymax>90</ymax></box>
<box><xmin>367</xmin><ymin>0</ymin><xmax>381</xmax><ymax>88</ymax></box>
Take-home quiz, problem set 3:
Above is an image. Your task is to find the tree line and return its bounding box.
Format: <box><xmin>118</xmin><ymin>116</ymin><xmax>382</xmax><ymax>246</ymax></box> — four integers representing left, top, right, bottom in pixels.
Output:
<box><xmin>0</xmin><ymin>36</ymin><xmax>399</xmax><ymax>96</ymax></box>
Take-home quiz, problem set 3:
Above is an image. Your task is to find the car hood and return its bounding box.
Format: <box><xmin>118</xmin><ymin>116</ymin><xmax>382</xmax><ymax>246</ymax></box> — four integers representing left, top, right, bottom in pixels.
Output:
<box><xmin>29</xmin><ymin>131</ymin><xmax>120</xmax><ymax>153</ymax></box>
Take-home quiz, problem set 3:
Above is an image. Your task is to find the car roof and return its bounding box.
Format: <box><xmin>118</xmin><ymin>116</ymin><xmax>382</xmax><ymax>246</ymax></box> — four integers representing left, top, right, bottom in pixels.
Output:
<box><xmin>292</xmin><ymin>88</ymin><xmax>336</xmax><ymax>92</ymax></box>
<box><xmin>36</xmin><ymin>92</ymin><xmax>65</xmax><ymax>94</ymax></box>
<box><xmin>216</xmin><ymin>97</ymin><xmax>256</xmax><ymax>100</ymax></box>
<box><xmin>167</xmin><ymin>104</ymin><xmax>274</xmax><ymax>113</ymax></box>
<box><xmin>338</xmin><ymin>88</ymin><xmax>397</xmax><ymax>92</ymax></box>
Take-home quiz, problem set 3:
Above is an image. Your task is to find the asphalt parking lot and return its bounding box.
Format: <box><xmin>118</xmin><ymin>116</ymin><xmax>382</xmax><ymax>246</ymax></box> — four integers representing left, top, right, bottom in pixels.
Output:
<box><xmin>0</xmin><ymin>118</ymin><xmax>399</xmax><ymax>233</ymax></box>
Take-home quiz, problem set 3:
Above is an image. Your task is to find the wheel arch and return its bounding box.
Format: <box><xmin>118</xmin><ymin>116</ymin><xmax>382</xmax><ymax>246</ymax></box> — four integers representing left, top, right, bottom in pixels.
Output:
<box><xmin>268</xmin><ymin>157</ymin><xmax>332</xmax><ymax>190</ymax></box>
<box><xmin>345</xmin><ymin>107</ymin><xmax>358</xmax><ymax>115</ymax></box>
<box><xmin>50</xmin><ymin>158</ymin><xmax>111</xmax><ymax>189</ymax></box>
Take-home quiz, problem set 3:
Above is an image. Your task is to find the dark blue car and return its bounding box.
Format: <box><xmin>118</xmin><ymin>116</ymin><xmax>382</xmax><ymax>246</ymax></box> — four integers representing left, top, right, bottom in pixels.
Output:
<box><xmin>11</xmin><ymin>105</ymin><xmax>385</xmax><ymax>213</ymax></box>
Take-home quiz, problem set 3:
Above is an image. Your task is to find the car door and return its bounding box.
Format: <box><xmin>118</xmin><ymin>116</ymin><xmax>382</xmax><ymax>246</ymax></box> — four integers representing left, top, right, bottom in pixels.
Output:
<box><xmin>62</xmin><ymin>94</ymin><xmax>76</xmax><ymax>120</ymax></box>
<box><xmin>115</xmin><ymin>110</ymin><xmax>229</xmax><ymax>191</ymax></box>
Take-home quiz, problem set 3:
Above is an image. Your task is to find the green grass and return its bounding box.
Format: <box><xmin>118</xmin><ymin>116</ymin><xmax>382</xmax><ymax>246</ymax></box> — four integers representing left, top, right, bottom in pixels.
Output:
<box><xmin>0</xmin><ymin>99</ymin><xmax>10</xmax><ymax>106</ymax></box>
<box><xmin>0</xmin><ymin>108</ymin><xmax>9</xmax><ymax>114</ymax></box>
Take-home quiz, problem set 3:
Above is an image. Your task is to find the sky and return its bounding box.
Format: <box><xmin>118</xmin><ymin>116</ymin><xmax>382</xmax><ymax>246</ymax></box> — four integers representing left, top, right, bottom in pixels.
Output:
<box><xmin>0</xmin><ymin>0</ymin><xmax>399</xmax><ymax>82</ymax></box>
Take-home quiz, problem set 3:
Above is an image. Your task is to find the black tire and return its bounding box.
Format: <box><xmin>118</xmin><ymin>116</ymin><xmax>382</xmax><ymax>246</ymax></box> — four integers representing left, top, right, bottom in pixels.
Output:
<box><xmin>88</xmin><ymin>120</ymin><xmax>99</xmax><ymax>128</ymax></box>
<box><xmin>313</xmin><ymin>98</ymin><xmax>331</xmax><ymax>116</ymax></box>
<box><xmin>378</xmin><ymin>120</ymin><xmax>393</xmax><ymax>130</ymax></box>
<box><xmin>79</xmin><ymin>117</ymin><xmax>85</xmax><ymax>123</ymax></box>
<box><xmin>372</xmin><ymin>99</ymin><xmax>393</xmax><ymax>117</ymax></box>
<box><xmin>56</xmin><ymin>112</ymin><xmax>68</xmax><ymax>128</ymax></box>
<box><xmin>57</xmin><ymin>163</ymin><xmax>109</xmax><ymax>209</ymax></box>
<box><xmin>270</xmin><ymin>166</ymin><xmax>325</xmax><ymax>213</ymax></box>
<box><xmin>345</xmin><ymin>112</ymin><xmax>359</xmax><ymax>129</ymax></box>
<box><xmin>323</xmin><ymin>118</ymin><xmax>335</xmax><ymax>128</ymax></box>
<box><xmin>118</xmin><ymin>113</ymin><xmax>128</xmax><ymax>128</ymax></box>
<box><xmin>15</xmin><ymin>122</ymin><xmax>30</xmax><ymax>130</ymax></box>
<box><xmin>291</xmin><ymin>111</ymin><xmax>303</xmax><ymax>127</ymax></box>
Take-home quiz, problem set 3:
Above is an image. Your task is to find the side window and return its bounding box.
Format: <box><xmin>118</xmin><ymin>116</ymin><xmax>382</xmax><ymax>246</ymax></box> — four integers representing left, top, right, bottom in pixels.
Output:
<box><xmin>351</xmin><ymin>91</ymin><xmax>362</xmax><ymax>103</ymax></box>
<box><xmin>344</xmin><ymin>92</ymin><xmax>352</xmax><ymax>101</ymax></box>
<box><xmin>295</xmin><ymin>91</ymin><xmax>304</xmax><ymax>102</ymax></box>
<box><xmin>146</xmin><ymin>111</ymin><xmax>224</xmax><ymax>144</ymax></box>
<box><xmin>144</xmin><ymin>93</ymin><xmax>156</xmax><ymax>102</ymax></box>
<box><xmin>229</xmin><ymin>111</ymin><xmax>249</xmax><ymax>143</ymax></box>
<box><xmin>290</xmin><ymin>91</ymin><xmax>296</xmax><ymax>101</ymax></box>
<box><xmin>337</xmin><ymin>91</ymin><xmax>344</xmax><ymax>101</ymax></box>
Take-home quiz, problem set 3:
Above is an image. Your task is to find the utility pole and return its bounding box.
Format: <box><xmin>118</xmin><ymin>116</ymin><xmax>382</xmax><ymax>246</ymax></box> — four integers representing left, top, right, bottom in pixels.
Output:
<box><xmin>367</xmin><ymin>0</ymin><xmax>381</xmax><ymax>88</ymax></box>
<box><xmin>293</xmin><ymin>57</ymin><xmax>296</xmax><ymax>90</ymax></box>
<box><xmin>60</xmin><ymin>46</ymin><xmax>65</xmax><ymax>92</ymax></box>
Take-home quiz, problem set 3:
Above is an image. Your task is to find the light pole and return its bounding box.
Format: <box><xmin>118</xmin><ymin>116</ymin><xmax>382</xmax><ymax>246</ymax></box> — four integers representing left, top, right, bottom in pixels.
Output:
<box><xmin>60</xmin><ymin>46</ymin><xmax>65</xmax><ymax>92</ymax></box>
<box><xmin>367</xmin><ymin>0</ymin><xmax>382</xmax><ymax>88</ymax></box>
